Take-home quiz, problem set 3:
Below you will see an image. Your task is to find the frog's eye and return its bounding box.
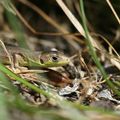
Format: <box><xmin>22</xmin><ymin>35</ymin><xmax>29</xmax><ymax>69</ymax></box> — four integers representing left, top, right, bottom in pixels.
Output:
<box><xmin>51</xmin><ymin>54</ymin><xmax>59</xmax><ymax>62</ymax></box>
<box><xmin>51</xmin><ymin>55</ymin><xmax>59</xmax><ymax>62</ymax></box>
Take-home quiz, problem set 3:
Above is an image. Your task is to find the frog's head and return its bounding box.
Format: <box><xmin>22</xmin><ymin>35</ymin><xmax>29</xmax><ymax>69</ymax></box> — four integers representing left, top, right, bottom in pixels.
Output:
<box><xmin>39</xmin><ymin>48</ymin><xmax>69</xmax><ymax>67</ymax></box>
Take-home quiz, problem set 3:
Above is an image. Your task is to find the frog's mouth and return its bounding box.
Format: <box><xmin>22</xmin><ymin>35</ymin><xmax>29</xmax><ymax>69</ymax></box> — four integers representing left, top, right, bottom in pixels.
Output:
<box><xmin>28</xmin><ymin>58</ymin><xmax>69</xmax><ymax>67</ymax></box>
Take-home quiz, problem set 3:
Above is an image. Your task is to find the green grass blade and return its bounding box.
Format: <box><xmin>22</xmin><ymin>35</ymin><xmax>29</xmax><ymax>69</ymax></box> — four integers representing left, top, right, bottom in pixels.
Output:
<box><xmin>79</xmin><ymin>0</ymin><xmax>120</xmax><ymax>96</ymax></box>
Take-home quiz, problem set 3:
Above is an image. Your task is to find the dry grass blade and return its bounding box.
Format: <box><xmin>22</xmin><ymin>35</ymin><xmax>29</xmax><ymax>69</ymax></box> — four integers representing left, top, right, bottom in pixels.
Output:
<box><xmin>56</xmin><ymin>0</ymin><xmax>102</xmax><ymax>50</ymax></box>
<box><xmin>106</xmin><ymin>0</ymin><xmax>120</xmax><ymax>24</ymax></box>
<box><xmin>56</xmin><ymin>0</ymin><xmax>85</xmax><ymax>36</ymax></box>
<box><xmin>17</xmin><ymin>0</ymin><xmax>84</xmax><ymax>50</ymax></box>
<box><xmin>0</xmin><ymin>39</ymin><xmax>13</xmax><ymax>68</ymax></box>
<box><xmin>110</xmin><ymin>57</ymin><xmax>120</xmax><ymax>70</ymax></box>
<box><xmin>93</xmin><ymin>33</ymin><xmax>120</xmax><ymax>71</ymax></box>
<box><xmin>92</xmin><ymin>33</ymin><xmax>120</xmax><ymax>58</ymax></box>
<box><xmin>12</xmin><ymin>4</ymin><xmax>81</xmax><ymax>37</ymax></box>
<box><xmin>0</xmin><ymin>0</ymin><xmax>16</xmax><ymax>14</ymax></box>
